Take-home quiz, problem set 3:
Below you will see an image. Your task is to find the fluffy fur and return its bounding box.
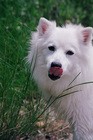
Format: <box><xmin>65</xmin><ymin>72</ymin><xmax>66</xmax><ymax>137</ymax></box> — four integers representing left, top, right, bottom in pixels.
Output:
<box><xmin>27</xmin><ymin>17</ymin><xmax>93</xmax><ymax>140</ymax></box>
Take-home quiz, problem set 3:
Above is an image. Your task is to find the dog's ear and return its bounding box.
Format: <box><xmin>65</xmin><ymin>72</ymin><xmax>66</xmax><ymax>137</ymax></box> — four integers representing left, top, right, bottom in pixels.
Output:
<box><xmin>81</xmin><ymin>27</ymin><xmax>92</xmax><ymax>44</ymax></box>
<box><xmin>37</xmin><ymin>17</ymin><xmax>56</xmax><ymax>36</ymax></box>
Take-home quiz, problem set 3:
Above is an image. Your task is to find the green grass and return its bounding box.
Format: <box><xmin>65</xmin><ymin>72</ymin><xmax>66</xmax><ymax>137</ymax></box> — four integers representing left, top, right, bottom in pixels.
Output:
<box><xmin>0</xmin><ymin>1</ymin><xmax>45</xmax><ymax>139</ymax></box>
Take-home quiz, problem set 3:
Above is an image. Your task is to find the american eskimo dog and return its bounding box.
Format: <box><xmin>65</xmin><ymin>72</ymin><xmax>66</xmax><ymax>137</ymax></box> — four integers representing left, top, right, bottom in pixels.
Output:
<box><xmin>27</xmin><ymin>17</ymin><xmax>93</xmax><ymax>140</ymax></box>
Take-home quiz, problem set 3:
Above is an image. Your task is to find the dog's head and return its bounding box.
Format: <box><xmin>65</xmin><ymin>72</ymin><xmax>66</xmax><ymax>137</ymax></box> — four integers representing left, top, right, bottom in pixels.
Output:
<box><xmin>29</xmin><ymin>18</ymin><xmax>93</xmax><ymax>83</ymax></box>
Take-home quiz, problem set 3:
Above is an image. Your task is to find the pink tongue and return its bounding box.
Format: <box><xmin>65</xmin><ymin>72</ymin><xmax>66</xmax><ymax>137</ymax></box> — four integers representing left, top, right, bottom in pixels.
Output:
<box><xmin>49</xmin><ymin>67</ymin><xmax>63</xmax><ymax>77</ymax></box>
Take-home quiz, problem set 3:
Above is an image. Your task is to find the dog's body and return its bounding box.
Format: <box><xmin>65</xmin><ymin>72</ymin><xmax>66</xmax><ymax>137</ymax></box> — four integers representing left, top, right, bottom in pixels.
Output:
<box><xmin>27</xmin><ymin>18</ymin><xmax>93</xmax><ymax>140</ymax></box>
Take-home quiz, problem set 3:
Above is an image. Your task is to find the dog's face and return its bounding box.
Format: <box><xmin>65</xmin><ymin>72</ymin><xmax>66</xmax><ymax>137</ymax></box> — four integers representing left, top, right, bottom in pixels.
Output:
<box><xmin>41</xmin><ymin>29</ymin><xmax>80</xmax><ymax>81</ymax></box>
<box><xmin>30</xmin><ymin>18</ymin><xmax>92</xmax><ymax>83</ymax></box>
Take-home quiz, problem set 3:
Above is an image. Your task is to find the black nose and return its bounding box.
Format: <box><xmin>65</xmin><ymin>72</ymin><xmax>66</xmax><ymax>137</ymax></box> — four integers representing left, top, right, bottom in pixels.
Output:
<box><xmin>51</xmin><ymin>62</ymin><xmax>62</xmax><ymax>68</ymax></box>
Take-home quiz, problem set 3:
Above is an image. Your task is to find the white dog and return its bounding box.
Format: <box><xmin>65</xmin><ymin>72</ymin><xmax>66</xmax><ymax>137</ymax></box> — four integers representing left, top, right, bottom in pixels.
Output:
<box><xmin>27</xmin><ymin>17</ymin><xmax>93</xmax><ymax>140</ymax></box>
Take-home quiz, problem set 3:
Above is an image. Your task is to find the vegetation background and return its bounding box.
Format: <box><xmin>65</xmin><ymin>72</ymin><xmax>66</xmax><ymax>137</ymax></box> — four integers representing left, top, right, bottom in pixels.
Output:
<box><xmin>0</xmin><ymin>0</ymin><xmax>93</xmax><ymax>139</ymax></box>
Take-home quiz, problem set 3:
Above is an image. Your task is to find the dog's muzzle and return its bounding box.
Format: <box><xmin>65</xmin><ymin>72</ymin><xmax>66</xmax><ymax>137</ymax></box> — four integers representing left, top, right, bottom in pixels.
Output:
<box><xmin>48</xmin><ymin>62</ymin><xmax>63</xmax><ymax>81</ymax></box>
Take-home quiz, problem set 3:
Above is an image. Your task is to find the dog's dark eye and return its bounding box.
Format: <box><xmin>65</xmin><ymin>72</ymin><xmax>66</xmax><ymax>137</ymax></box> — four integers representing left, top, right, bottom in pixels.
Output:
<box><xmin>66</xmin><ymin>50</ymin><xmax>74</xmax><ymax>55</ymax></box>
<box><xmin>48</xmin><ymin>46</ymin><xmax>55</xmax><ymax>51</ymax></box>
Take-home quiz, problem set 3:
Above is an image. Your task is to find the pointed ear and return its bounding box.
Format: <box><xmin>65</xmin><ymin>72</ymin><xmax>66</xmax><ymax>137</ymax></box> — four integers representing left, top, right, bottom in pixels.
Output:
<box><xmin>81</xmin><ymin>27</ymin><xmax>92</xmax><ymax>44</ymax></box>
<box><xmin>37</xmin><ymin>17</ymin><xmax>56</xmax><ymax>36</ymax></box>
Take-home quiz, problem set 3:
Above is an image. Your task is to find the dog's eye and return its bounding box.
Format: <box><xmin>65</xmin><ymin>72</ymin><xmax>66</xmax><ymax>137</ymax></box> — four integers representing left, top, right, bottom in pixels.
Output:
<box><xmin>48</xmin><ymin>46</ymin><xmax>55</xmax><ymax>51</ymax></box>
<box><xmin>66</xmin><ymin>50</ymin><xmax>74</xmax><ymax>55</ymax></box>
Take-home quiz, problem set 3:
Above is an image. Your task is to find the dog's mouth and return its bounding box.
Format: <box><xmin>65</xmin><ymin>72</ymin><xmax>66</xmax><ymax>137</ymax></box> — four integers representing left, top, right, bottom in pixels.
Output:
<box><xmin>48</xmin><ymin>66</ymin><xmax>63</xmax><ymax>81</ymax></box>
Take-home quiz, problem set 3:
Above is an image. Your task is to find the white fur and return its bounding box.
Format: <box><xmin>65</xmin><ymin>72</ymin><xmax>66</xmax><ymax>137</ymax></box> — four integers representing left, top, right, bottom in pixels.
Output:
<box><xmin>27</xmin><ymin>18</ymin><xmax>93</xmax><ymax>140</ymax></box>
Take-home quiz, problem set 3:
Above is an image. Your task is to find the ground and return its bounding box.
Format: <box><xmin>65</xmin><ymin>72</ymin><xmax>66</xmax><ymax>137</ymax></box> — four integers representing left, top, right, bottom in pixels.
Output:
<box><xmin>17</xmin><ymin>113</ymin><xmax>73</xmax><ymax>140</ymax></box>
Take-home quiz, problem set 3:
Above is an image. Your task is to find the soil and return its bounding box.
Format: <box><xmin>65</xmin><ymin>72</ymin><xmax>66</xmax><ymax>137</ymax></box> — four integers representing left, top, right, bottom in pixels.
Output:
<box><xmin>18</xmin><ymin>119</ymin><xmax>73</xmax><ymax>140</ymax></box>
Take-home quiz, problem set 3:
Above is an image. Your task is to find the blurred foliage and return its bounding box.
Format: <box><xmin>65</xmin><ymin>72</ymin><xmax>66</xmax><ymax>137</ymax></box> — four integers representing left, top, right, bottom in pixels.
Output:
<box><xmin>0</xmin><ymin>0</ymin><xmax>93</xmax><ymax>27</ymax></box>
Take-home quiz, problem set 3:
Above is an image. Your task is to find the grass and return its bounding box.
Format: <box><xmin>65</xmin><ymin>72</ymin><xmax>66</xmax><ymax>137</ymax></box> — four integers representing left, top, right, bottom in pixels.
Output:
<box><xmin>0</xmin><ymin>1</ymin><xmax>46</xmax><ymax>139</ymax></box>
